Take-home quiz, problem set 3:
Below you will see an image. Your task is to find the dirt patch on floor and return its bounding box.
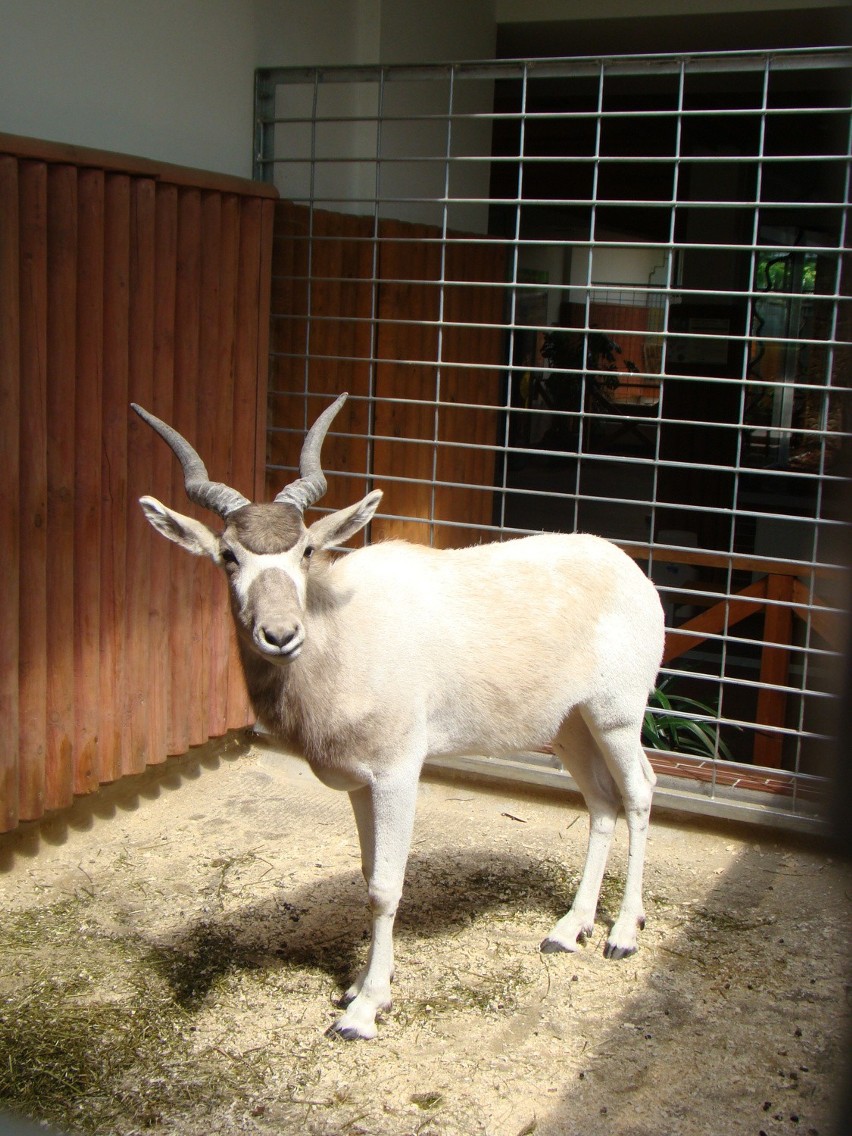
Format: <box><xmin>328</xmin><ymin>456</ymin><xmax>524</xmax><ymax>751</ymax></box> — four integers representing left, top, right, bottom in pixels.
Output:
<box><xmin>1</xmin><ymin>734</ymin><xmax>850</xmax><ymax>1136</ymax></box>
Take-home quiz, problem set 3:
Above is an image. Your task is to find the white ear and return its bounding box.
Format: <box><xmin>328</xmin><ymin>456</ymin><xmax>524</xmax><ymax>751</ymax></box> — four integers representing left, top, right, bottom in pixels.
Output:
<box><xmin>139</xmin><ymin>496</ymin><xmax>220</xmax><ymax>560</ymax></box>
<box><xmin>307</xmin><ymin>490</ymin><xmax>382</xmax><ymax>549</ymax></box>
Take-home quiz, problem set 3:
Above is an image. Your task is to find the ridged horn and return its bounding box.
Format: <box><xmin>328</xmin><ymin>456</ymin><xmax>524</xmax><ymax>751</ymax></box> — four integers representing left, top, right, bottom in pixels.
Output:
<box><xmin>274</xmin><ymin>392</ymin><xmax>348</xmax><ymax>512</ymax></box>
<box><xmin>131</xmin><ymin>404</ymin><xmax>250</xmax><ymax>518</ymax></box>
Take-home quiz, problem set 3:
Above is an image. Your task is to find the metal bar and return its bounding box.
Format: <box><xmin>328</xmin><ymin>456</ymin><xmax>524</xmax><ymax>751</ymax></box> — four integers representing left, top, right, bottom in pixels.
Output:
<box><xmin>253</xmin><ymin>69</ymin><xmax>277</xmax><ymax>182</ymax></box>
<box><xmin>255</xmin><ymin>47</ymin><xmax>851</xmax><ymax>89</ymax></box>
<box><xmin>262</xmin><ymin>104</ymin><xmax>852</xmax><ymax>128</ymax></box>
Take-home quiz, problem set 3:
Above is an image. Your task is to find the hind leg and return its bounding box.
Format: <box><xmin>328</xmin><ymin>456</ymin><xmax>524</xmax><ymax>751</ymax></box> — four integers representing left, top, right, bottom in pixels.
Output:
<box><xmin>583</xmin><ymin>704</ymin><xmax>655</xmax><ymax>959</ymax></box>
<box><xmin>541</xmin><ymin>710</ymin><xmax>621</xmax><ymax>953</ymax></box>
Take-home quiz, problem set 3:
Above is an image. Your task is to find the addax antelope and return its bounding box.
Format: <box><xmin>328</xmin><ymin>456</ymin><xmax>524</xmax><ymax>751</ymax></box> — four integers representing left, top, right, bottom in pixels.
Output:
<box><xmin>133</xmin><ymin>394</ymin><xmax>665</xmax><ymax>1040</ymax></box>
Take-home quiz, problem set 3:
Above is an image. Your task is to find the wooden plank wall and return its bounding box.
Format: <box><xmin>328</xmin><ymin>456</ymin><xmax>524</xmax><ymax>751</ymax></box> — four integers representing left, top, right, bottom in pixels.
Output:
<box><xmin>374</xmin><ymin>222</ymin><xmax>507</xmax><ymax>546</ymax></box>
<box><xmin>0</xmin><ymin>135</ymin><xmax>276</xmax><ymax>833</ymax></box>
<box><xmin>268</xmin><ymin>205</ymin><xmax>374</xmax><ymax>512</ymax></box>
<box><xmin>268</xmin><ymin>202</ymin><xmax>506</xmax><ymax>546</ymax></box>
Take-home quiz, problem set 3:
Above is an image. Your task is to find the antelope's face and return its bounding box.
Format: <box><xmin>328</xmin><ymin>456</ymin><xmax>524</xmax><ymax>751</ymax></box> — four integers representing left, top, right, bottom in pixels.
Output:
<box><xmin>220</xmin><ymin>503</ymin><xmax>314</xmax><ymax>663</ymax></box>
<box><xmin>139</xmin><ymin>492</ymin><xmax>382</xmax><ymax>666</ymax></box>
<box><xmin>132</xmin><ymin>392</ymin><xmax>380</xmax><ymax>666</ymax></box>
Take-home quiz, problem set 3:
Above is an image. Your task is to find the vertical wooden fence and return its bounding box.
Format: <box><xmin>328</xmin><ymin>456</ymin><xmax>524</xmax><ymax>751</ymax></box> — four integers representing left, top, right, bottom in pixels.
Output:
<box><xmin>0</xmin><ymin>134</ymin><xmax>277</xmax><ymax>833</ymax></box>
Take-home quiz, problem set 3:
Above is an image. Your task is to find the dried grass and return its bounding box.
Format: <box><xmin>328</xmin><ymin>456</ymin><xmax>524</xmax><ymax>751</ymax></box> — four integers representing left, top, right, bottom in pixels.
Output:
<box><xmin>0</xmin><ymin>898</ymin><xmax>267</xmax><ymax>1134</ymax></box>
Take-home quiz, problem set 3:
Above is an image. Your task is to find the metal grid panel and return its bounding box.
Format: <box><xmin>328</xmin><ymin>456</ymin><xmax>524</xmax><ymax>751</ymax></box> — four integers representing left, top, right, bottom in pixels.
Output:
<box><xmin>255</xmin><ymin>48</ymin><xmax>851</xmax><ymax>832</ymax></box>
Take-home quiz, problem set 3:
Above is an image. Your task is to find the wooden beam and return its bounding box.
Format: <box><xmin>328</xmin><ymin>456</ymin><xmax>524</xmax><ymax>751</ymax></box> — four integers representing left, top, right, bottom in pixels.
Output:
<box><xmin>754</xmin><ymin>574</ymin><xmax>795</xmax><ymax>768</ymax></box>
<box><xmin>791</xmin><ymin>578</ymin><xmax>844</xmax><ymax>649</ymax></box>
<box><xmin>662</xmin><ymin>578</ymin><xmax>768</xmax><ymax>663</ymax></box>
<box><xmin>623</xmin><ymin>543</ymin><xmax>842</xmax><ymax>580</ymax></box>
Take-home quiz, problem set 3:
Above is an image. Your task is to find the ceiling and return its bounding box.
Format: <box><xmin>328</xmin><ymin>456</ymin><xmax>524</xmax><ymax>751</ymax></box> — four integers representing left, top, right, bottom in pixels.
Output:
<box><xmin>496</xmin><ymin>5</ymin><xmax>851</xmax><ymax>58</ymax></box>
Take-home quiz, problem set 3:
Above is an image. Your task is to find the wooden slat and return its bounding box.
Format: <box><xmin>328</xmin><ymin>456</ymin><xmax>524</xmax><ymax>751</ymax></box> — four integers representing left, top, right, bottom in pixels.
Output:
<box><xmin>268</xmin><ymin>202</ymin><xmax>307</xmax><ymax>397</ymax></box>
<box><xmin>125</xmin><ymin>177</ymin><xmax>157</xmax><ymax>775</ymax></box>
<box><xmin>206</xmin><ymin>192</ymin><xmax>240</xmax><ymax>738</ymax></box>
<box><xmin>225</xmin><ymin>194</ymin><xmax>275</xmax><ymax>723</ymax></box>
<box><xmin>338</xmin><ymin>215</ymin><xmax>377</xmax><ymax>501</ymax></box>
<box><xmin>232</xmin><ymin>200</ymin><xmax>264</xmax><ymax>544</ymax></box>
<box><xmin>147</xmin><ymin>183</ymin><xmax>179</xmax><ymax>765</ymax></box>
<box><xmin>267</xmin><ymin>202</ymin><xmax>310</xmax><ymax>497</ymax></box>
<box><xmin>18</xmin><ymin>161</ymin><xmax>48</xmax><ymax>820</ymax></box>
<box><xmin>226</xmin><ymin>196</ymin><xmax>264</xmax><ymax>728</ymax></box>
<box><xmin>0</xmin><ymin>157</ymin><xmax>21</xmax><ymax>832</ymax></box>
<box><xmin>309</xmin><ymin>209</ymin><xmax>373</xmax><ymax>509</ymax></box>
<box><xmin>255</xmin><ymin>199</ymin><xmax>275</xmax><ymax>501</ymax></box>
<box><xmin>45</xmin><ymin>164</ymin><xmax>78</xmax><ymax>810</ymax></box>
<box><xmin>435</xmin><ymin>239</ymin><xmax>504</xmax><ymax>547</ymax></box>
<box><xmin>170</xmin><ymin>188</ymin><xmax>203</xmax><ymax>753</ymax></box>
<box><xmin>73</xmin><ymin>168</ymin><xmax>104</xmax><ymax>794</ymax></box>
<box><xmin>220</xmin><ymin>196</ymin><xmax>276</xmax><ymax>733</ymax></box>
<box><xmin>309</xmin><ymin>212</ymin><xmax>344</xmax><ymax>405</ymax></box>
<box><xmin>99</xmin><ymin>174</ymin><xmax>131</xmax><ymax>783</ymax></box>
<box><xmin>198</xmin><ymin>190</ymin><xmax>225</xmax><ymax>735</ymax></box>
<box><xmin>186</xmin><ymin>188</ymin><xmax>209</xmax><ymax>749</ymax></box>
<box><xmin>374</xmin><ymin>221</ymin><xmax>440</xmax><ymax>544</ymax></box>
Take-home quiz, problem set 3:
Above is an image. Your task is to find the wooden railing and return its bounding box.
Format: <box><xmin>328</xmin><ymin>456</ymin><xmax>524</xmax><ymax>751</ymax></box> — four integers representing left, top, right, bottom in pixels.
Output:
<box><xmin>0</xmin><ymin>133</ymin><xmax>277</xmax><ymax>832</ymax></box>
<box><xmin>645</xmin><ymin>547</ymin><xmax>844</xmax><ymax>767</ymax></box>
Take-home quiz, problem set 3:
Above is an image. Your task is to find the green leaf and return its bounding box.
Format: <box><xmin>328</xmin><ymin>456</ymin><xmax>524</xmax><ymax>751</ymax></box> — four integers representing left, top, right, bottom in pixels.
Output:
<box><xmin>651</xmin><ymin>686</ymin><xmax>673</xmax><ymax>711</ymax></box>
<box><xmin>672</xmin><ymin>718</ymin><xmax>719</xmax><ymax>758</ymax></box>
<box><xmin>666</xmin><ymin>694</ymin><xmax>718</xmax><ymax>716</ymax></box>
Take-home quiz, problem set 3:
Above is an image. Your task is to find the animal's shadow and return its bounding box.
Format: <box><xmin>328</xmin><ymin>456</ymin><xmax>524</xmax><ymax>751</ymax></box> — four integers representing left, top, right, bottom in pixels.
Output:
<box><xmin>143</xmin><ymin>848</ymin><xmax>584</xmax><ymax>1009</ymax></box>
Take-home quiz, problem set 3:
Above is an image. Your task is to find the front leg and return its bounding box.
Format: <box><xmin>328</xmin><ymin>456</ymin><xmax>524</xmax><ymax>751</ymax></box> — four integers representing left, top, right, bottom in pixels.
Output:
<box><xmin>330</xmin><ymin>768</ymin><xmax>420</xmax><ymax>1040</ymax></box>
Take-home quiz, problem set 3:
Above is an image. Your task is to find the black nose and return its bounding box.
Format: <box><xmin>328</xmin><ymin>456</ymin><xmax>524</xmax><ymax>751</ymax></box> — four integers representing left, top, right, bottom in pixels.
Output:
<box><xmin>259</xmin><ymin>623</ymin><xmax>299</xmax><ymax>650</ymax></box>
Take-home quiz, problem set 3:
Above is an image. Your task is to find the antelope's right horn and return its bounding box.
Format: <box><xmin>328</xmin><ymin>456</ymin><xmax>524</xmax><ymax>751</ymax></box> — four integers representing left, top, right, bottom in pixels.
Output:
<box><xmin>131</xmin><ymin>404</ymin><xmax>251</xmax><ymax>518</ymax></box>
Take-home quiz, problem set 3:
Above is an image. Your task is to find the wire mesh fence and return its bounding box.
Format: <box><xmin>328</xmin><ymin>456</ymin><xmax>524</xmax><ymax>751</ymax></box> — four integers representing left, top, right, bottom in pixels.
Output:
<box><xmin>255</xmin><ymin>48</ymin><xmax>851</xmax><ymax>831</ymax></box>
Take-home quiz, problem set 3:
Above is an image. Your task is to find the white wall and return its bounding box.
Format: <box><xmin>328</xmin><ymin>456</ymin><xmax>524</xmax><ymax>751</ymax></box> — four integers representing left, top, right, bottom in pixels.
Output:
<box><xmin>0</xmin><ymin>0</ymin><xmax>497</xmax><ymax>180</ymax></box>
<box><xmin>254</xmin><ymin>0</ymin><xmax>381</xmax><ymax>68</ymax></box>
<box><xmin>0</xmin><ymin>0</ymin><xmax>259</xmax><ymax>178</ymax></box>
<box><xmin>255</xmin><ymin>0</ymin><xmax>496</xmax><ymax>66</ymax></box>
<box><xmin>378</xmin><ymin>0</ymin><xmax>496</xmax><ymax>62</ymax></box>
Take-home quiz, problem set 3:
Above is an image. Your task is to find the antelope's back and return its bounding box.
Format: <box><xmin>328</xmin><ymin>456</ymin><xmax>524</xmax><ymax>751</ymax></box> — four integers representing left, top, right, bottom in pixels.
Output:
<box><xmin>325</xmin><ymin>533</ymin><xmax>662</xmax><ymax>753</ymax></box>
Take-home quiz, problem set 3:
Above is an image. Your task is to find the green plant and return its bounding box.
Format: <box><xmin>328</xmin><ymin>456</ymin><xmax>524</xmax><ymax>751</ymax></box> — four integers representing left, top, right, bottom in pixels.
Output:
<box><xmin>642</xmin><ymin>678</ymin><xmax>734</xmax><ymax>760</ymax></box>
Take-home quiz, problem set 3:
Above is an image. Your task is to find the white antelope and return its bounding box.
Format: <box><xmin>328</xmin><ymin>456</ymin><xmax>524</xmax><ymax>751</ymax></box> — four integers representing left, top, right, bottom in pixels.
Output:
<box><xmin>133</xmin><ymin>394</ymin><xmax>665</xmax><ymax>1040</ymax></box>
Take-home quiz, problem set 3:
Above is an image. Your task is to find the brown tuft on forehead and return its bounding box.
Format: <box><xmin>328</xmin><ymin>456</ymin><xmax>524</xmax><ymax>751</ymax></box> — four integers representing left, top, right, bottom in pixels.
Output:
<box><xmin>226</xmin><ymin>503</ymin><xmax>305</xmax><ymax>554</ymax></box>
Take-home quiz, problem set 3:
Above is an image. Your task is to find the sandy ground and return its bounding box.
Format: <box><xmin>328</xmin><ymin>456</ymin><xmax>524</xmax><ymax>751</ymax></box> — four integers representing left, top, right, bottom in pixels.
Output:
<box><xmin>1</xmin><ymin>732</ymin><xmax>850</xmax><ymax>1136</ymax></box>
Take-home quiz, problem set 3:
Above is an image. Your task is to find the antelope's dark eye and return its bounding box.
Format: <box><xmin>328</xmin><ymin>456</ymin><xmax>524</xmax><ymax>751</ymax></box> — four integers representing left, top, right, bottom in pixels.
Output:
<box><xmin>303</xmin><ymin>545</ymin><xmax>314</xmax><ymax>561</ymax></box>
<box><xmin>221</xmin><ymin>548</ymin><xmax>238</xmax><ymax>566</ymax></box>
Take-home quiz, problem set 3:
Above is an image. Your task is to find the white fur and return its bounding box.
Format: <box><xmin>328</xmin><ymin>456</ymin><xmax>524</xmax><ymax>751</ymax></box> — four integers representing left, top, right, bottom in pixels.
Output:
<box><xmin>140</xmin><ymin>489</ymin><xmax>665</xmax><ymax>1040</ymax></box>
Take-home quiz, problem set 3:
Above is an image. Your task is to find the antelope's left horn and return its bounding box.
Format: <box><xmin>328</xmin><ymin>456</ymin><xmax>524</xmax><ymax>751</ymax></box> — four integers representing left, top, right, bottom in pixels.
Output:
<box><xmin>274</xmin><ymin>392</ymin><xmax>348</xmax><ymax>512</ymax></box>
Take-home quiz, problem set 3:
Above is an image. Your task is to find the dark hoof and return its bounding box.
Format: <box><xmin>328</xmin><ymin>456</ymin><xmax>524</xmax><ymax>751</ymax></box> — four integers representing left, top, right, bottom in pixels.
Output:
<box><xmin>540</xmin><ymin>936</ymin><xmax>573</xmax><ymax>954</ymax></box>
<box><xmin>325</xmin><ymin>1022</ymin><xmax>366</xmax><ymax>1041</ymax></box>
<box><xmin>604</xmin><ymin>942</ymin><xmax>637</xmax><ymax>961</ymax></box>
